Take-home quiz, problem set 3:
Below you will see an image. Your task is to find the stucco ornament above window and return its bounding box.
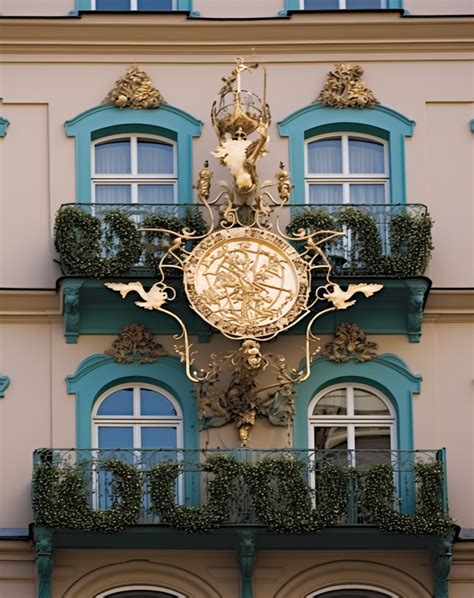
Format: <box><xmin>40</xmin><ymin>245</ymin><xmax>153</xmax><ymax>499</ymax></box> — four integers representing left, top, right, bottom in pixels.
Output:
<box><xmin>323</xmin><ymin>322</ymin><xmax>378</xmax><ymax>363</ymax></box>
<box><xmin>104</xmin><ymin>322</ymin><xmax>168</xmax><ymax>364</ymax></box>
<box><xmin>103</xmin><ymin>64</ymin><xmax>166</xmax><ymax>109</ymax></box>
<box><xmin>316</xmin><ymin>64</ymin><xmax>379</xmax><ymax>109</ymax></box>
<box><xmin>106</xmin><ymin>58</ymin><xmax>382</xmax><ymax>445</ymax></box>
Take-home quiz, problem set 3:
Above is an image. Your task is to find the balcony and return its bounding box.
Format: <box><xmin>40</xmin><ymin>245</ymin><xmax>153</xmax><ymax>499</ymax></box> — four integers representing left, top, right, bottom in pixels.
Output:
<box><xmin>55</xmin><ymin>202</ymin><xmax>433</xmax><ymax>343</ymax></box>
<box><xmin>32</xmin><ymin>448</ymin><xmax>449</xmax><ymax>534</ymax></box>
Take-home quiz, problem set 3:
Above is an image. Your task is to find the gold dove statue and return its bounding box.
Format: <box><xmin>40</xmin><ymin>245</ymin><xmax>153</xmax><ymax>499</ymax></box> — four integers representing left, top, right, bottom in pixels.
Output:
<box><xmin>105</xmin><ymin>282</ymin><xmax>170</xmax><ymax>311</ymax></box>
<box><xmin>322</xmin><ymin>283</ymin><xmax>383</xmax><ymax>310</ymax></box>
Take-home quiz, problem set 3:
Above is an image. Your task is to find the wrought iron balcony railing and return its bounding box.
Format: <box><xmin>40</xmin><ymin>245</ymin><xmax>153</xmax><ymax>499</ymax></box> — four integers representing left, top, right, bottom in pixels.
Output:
<box><xmin>32</xmin><ymin>448</ymin><xmax>448</xmax><ymax>531</ymax></box>
<box><xmin>54</xmin><ymin>202</ymin><xmax>433</xmax><ymax>278</ymax></box>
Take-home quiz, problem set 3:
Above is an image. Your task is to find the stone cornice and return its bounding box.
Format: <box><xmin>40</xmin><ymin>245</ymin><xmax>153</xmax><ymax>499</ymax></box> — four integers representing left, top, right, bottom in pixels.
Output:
<box><xmin>423</xmin><ymin>289</ymin><xmax>474</xmax><ymax>323</ymax></box>
<box><xmin>0</xmin><ymin>13</ymin><xmax>472</xmax><ymax>55</ymax></box>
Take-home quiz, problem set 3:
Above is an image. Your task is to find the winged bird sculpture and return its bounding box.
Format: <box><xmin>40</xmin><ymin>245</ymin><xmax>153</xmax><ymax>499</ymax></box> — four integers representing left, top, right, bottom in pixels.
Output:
<box><xmin>322</xmin><ymin>283</ymin><xmax>383</xmax><ymax>310</ymax></box>
<box><xmin>105</xmin><ymin>282</ymin><xmax>169</xmax><ymax>311</ymax></box>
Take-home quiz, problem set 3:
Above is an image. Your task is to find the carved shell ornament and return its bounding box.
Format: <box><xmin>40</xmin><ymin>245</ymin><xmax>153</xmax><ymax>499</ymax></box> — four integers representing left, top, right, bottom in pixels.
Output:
<box><xmin>316</xmin><ymin>63</ymin><xmax>379</xmax><ymax>109</ymax></box>
<box><xmin>105</xmin><ymin>57</ymin><xmax>383</xmax><ymax>445</ymax></box>
<box><xmin>103</xmin><ymin>65</ymin><xmax>166</xmax><ymax>109</ymax></box>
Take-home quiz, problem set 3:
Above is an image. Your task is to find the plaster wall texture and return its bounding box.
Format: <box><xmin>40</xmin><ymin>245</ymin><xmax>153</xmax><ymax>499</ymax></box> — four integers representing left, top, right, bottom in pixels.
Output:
<box><xmin>0</xmin><ymin>58</ymin><xmax>472</xmax><ymax>288</ymax></box>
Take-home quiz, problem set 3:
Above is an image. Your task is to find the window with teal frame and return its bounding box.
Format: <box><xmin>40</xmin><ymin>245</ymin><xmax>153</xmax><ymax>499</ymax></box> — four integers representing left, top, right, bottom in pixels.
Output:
<box><xmin>0</xmin><ymin>117</ymin><xmax>9</xmax><ymax>137</ymax></box>
<box><xmin>66</xmin><ymin>354</ymin><xmax>199</xmax><ymax>504</ymax></box>
<box><xmin>65</xmin><ymin>103</ymin><xmax>202</xmax><ymax>203</ymax></box>
<box><xmin>278</xmin><ymin>104</ymin><xmax>414</xmax><ymax>204</ymax></box>
<box><xmin>282</xmin><ymin>0</ymin><xmax>402</xmax><ymax>12</ymax></box>
<box><xmin>294</xmin><ymin>354</ymin><xmax>421</xmax><ymax>512</ymax></box>
<box><xmin>75</xmin><ymin>0</ymin><xmax>192</xmax><ymax>11</ymax></box>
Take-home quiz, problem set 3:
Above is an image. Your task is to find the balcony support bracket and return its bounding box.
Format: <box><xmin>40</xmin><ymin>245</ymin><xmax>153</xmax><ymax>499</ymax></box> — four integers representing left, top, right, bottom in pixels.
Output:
<box><xmin>432</xmin><ymin>527</ymin><xmax>456</xmax><ymax>598</ymax></box>
<box><xmin>63</xmin><ymin>280</ymin><xmax>84</xmax><ymax>344</ymax></box>
<box><xmin>34</xmin><ymin>526</ymin><xmax>54</xmax><ymax>598</ymax></box>
<box><xmin>406</xmin><ymin>280</ymin><xmax>427</xmax><ymax>343</ymax></box>
<box><xmin>238</xmin><ymin>530</ymin><xmax>256</xmax><ymax>598</ymax></box>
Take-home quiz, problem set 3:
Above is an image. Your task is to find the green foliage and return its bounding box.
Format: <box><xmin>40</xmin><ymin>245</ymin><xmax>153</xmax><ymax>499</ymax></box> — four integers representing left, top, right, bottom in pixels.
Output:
<box><xmin>287</xmin><ymin>207</ymin><xmax>433</xmax><ymax>276</ymax></box>
<box><xmin>360</xmin><ymin>461</ymin><xmax>451</xmax><ymax>535</ymax></box>
<box><xmin>54</xmin><ymin>206</ymin><xmax>141</xmax><ymax>278</ymax></box>
<box><xmin>148</xmin><ymin>454</ymin><xmax>242</xmax><ymax>533</ymax></box>
<box><xmin>32</xmin><ymin>459</ymin><xmax>142</xmax><ymax>532</ymax></box>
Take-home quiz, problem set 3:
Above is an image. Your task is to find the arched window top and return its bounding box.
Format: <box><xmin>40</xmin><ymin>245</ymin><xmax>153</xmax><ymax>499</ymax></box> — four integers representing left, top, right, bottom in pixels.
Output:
<box><xmin>65</xmin><ymin>103</ymin><xmax>202</xmax><ymax>203</ymax></box>
<box><xmin>96</xmin><ymin>585</ymin><xmax>186</xmax><ymax>598</ymax></box>
<box><xmin>308</xmin><ymin>586</ymin><xmax>398</xmax><ymax>598</ymax></box>
<box><xmin>94</xmin><ymin>384</ymin><xmax>181</xmax><ymax>418</ymax></box>
<box><xmin>278</xmin><ymin>103</ymin><xmax>414</xmax><ymax>203</ymax></box>
<box><xmin>310</xmin><ymin>384</ymin><xmax>394</xmax><ymax>419</ymax></box>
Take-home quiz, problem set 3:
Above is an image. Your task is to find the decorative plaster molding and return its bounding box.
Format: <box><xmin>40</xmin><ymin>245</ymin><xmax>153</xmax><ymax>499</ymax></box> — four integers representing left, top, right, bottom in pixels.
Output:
<box><xmin>103</xmin><ymin>65</ymin><xmax>166</xmax><ymax>109</ymax></box>
<box><xmin>315</xmin><ymin>64</ymin><xmax>378</xmax><ymax>109</ymax></box>
<box><xmin>104</xmin><ymin>323</ymin><xmax>168</xmax><ymax>364</ymax></box>
<box><xmin>323</xmin><ymin>322</ymin><xmax>378</xmax><ymax>363</ymax></box>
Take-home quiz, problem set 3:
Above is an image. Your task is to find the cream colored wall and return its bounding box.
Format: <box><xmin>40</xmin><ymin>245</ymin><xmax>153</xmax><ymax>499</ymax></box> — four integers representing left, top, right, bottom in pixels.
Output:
<box><xmin>405</xmin><ymin>0</ymin><xmax>474</xmax><ymax>14</ymax></box>
<box><xmin>1</xmin><ymin>58</ymin><xmax>472</xmax><ymax>287</ymax></box>
<box><xmin>0</xmin><ymin>0</ymin><xmax>74</xmax><ymax>16</ymax></box>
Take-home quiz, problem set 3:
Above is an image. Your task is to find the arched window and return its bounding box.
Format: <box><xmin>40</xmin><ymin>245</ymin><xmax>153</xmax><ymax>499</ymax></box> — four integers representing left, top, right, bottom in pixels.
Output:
<box><xmin>96</xmin><ymin>586</ymin><xmax>185</xmax><ymax>598</ymax></box>
<box><xmin>93</xmin><ymin>383</ymin><xmax>183</xmax><ymax>452</ymax></box>
<box><xmin>92</xmin><ymin>134</ymin><xmax>177</xmax><ymax>205</ymax></box>
<box><xmin>305</xmin><ymin>133</ymin><xmax>389</xmax><ymax>206</ymax></box>
<box><xmin>308</xmin><ymin>586</ymin><xmax>397</xmax><ymax>598</ymax></box>
<box><xmin>309</xmin><ymin>384</ymin><xmax>395</xmax><ymax>466</ymax></box>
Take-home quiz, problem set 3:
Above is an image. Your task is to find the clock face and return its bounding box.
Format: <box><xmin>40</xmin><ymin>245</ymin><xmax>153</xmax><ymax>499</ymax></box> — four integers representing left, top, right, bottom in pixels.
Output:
<box><xmin>184</xmin><ymin>228</ymin><xmax>309</xmax><ymax>339</ymax></box>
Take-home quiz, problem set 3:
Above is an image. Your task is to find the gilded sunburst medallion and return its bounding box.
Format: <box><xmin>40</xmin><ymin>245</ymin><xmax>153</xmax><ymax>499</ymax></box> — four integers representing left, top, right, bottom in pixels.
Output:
<box><xmin>184</xmin><ymin>228</ymin><xmax>309</xmax><ymax>340</ymax></box>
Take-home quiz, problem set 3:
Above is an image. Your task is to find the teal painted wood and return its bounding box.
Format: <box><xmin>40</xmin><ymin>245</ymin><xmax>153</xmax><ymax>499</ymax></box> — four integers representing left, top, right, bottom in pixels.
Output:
<box><xmin>238</xmin><ymin>530</ymin><xmax>255</xmax><ymax>598</ymax></box>
<box><xmin>0</xmin><ymin>375</ymin><xmax>11</xmax><ymax>398</ymax></box>
<box><xmin>65</xmin><ymin>103</ymin><xmax>202</xmax><ymax>204</ymax></box>
<box><xmin>278</xmin><ymin>103</ymin><xmax>414</xmax><ymax>204</ymax></box>
<box><xmin>66</xmin><ymin>353</ymin><xmax>200</xmax><ymax>504</ymax></box>
<box><xmin>75</xmin><ymin>0</ymin><xmax>192</xmax><ymax>10</ymax></box>
<box><xmin>470</xmin><ymin>119</ymin><xmax>474</xmax><ymax>133</ymax></box>
<box><xmin>33</xmin><ymin>526</ymin><xmax>54</xmax><ymax>598</ymax></box>
<box><xmin>0</xmin><ymin>117</ymin><xmax>9</xmax><ymax>137</ymax></box>
<box><xmin>294</xmin><ymin>353</ymin><xmax>421</xmax><ymax>512</ymax></box>
<box><xmin>433</xmin><ymin>527</ymin><xmax>456</xmax><ymax>598</ymax></box>
<box><xmin>281</xmin><ymin>0</ymin><xmax>402</xmax><ymax>13</ymax></box>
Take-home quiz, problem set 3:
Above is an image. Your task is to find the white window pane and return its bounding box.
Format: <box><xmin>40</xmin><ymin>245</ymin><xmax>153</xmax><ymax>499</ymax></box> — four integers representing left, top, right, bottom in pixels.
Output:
<box><xmin>95</xmin><ymin>140</ymin><xmax>131</xmax><ymax>174</ymax></box>
<box><xmin>138</xmin><ymin>184</ymin><xmax>174</xmax><ymax>204</ymax></box>
<box><xmin>349</xmin><ymin>184</ymin><xmax>385</xmax><ymax>205</ymax></box>
<box><xmin>97</xmin><ymin>388</ymin><xmax>134</xmax><ymax>416</ymax></box>
<box><xmin>313</xmin><ymin>389</ymin><xmax>347</xmax><ymax>415</ymax></box>
<box><xmin>138</xmin><ymin>140</ymin><xmax>174</xmax><ymax>174</ymax></box>
<box><xmin>96</xmin><ymin>0</ymin><xmax>130</xmax><ymax>9</ymax></box>
<box><xmin>309</xmin><ymin>184</ymin><xmax>343</xmax><ymax>204</ymax></box>
<box><xmin>138</xmin><ymin>0</ymin><xmax>173</xmax><ymax>9</ymax></box>
<box><xmin>349</xmin><ymin>138</ymin><xmax>385</xmax><ymax>174</ymax></box>
<box><xmin>305</xmin><ymin>0</ymin><xmax>339</xmax><ymax>8</ymax></box>
<box><xmin>95</xmin><ymin>184</ymin><xmax>132</xmax><ymax>204</ymax></box>
<box><xmin>307</xmin><ymin>138</ymin><xmax>342</xmax><ymax>173</ymax></box>
<box><xmin>314</xmin><ymin>426</ymin><xmax>348</xmax><ymax>450</ymax></box>
<box><xmin>354</xmin><ymin>389</ymin><xmax>390</xmax><ymax>416</ymax></box>
<box><xmin>347</xmin><ymin>0</ymin><xmax>382</xmax><ymax>7</ymax></box>
<box><xmin>141</xmin><ymin>427</ymin><xmax>177</xmax><ymax>448</ymax></box>
<box><xmin>141</xmin><ymin>389</ymin><xmax>177</xmax><ymax>416</ymax></box>
<box><xmin>98</xmin><ymin>426</ymin><xmax>134</xmax><ymax>449</ymax></box>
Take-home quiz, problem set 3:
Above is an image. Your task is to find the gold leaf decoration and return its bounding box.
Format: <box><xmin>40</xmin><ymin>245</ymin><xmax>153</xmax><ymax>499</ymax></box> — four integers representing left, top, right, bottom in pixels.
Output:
<box><xmin>105</xmin><ymin>323</ymin><xmax>168</xmax><ymax>364</ymax></box>
<box><xmin>316</xmin><ymin>64</ymin><xmax>379</xmax><ymax>109</ymax></box>
<box><xmin>103</xmin><ymin>65</ymin><xmax>166</xmax><ymax>109</ymax></box>
<box><xmin>323</xmin><ymin>322</ymin><xmax>378</xmax><ymax>363</ymax></box>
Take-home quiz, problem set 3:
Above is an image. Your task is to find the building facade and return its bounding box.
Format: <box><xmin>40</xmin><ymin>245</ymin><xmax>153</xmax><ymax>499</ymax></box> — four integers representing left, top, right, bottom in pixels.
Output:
<box><xmin>0</xmin><ymin>1</ymin><xmax>473</xmax><ymax>597</ymax></box>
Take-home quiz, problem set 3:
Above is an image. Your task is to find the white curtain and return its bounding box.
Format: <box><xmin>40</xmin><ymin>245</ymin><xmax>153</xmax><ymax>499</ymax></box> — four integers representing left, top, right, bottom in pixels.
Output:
<box><xmin>307</xmin><ymin>139</ymin><xmax>342</xmax><ymax>174</ymax></box>
<box><xmin>308</xmin><ymin>184</ymin><xmax>343</xmax><ymax>204</ymax></box>
<box><xmin>350</xmin><ymin>184</ymin><xmax>385</xmax><ymax>205</ymax></box>
<box><xmin>138</xmin><ymin>140</ymin><xmax>174</xmax><ymax>174</ymax></box>
<box><xmin>138</xmin><ymin>184</ymin><xmax>174</xmax><ymax>204</ymax></box>
<box><xmin>349</xmin><ymin>139</ymin><xmax>385</xmax><ymax>174</ymax></box>
<box><xmin>95</xmin><ymin>184</ymin><xmax>131</xmax><ymax>204</ymax></box>
<box><xmin>95</xmin><ymin>140</ymin><xmax>131</xmax><ymax>174</ymax></box>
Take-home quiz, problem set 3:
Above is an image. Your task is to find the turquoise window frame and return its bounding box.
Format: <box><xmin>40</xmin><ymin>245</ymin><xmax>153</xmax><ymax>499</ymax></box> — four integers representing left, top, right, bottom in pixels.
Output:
<box><xmin>294</xmin><ymin>353</ymin><xmax>421</xmax><ymax>512</ymax></box>
<box><xmin>75</xmin><ymin>0</ymin><xmax>192</xmax><ymax>11</ymax></box>
<box><xmin>0</xmin><ymin>117</ymin><xmax>9</xmax><ymax>137</ymax></box>
<box><xmin>278</xmin><ymin>103</ymin><xmax>414</xmax><ymax>203</ymax></box>
<box><xmin>65</xmin><ymin>103</ymin><xmax>202</xmax><ymax>203</ymax></box>
<box><xmin>66</xmin><ymin>354</ymin><xmax>199</xmax><ymax>504</ymax></box>
<box><xmin>282</xmin><ymin>0</ymin><xmax>402</xmax><ymax>13</ymax></box>
<box><xmin>0</xmin><ymin>375</ymin><xmax>11</xmax><ymax>398</ymax></box>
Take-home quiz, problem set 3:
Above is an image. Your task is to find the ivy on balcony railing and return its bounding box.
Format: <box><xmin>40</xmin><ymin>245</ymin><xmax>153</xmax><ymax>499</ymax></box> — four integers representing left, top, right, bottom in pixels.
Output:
<box><xmin>32</xmin><ymin>449</ymin><xmax>451</xmax><ymax>536</ymax></box>
<box><xmin>54</xmin><ymin>204</ymin><xmax>208</xmax><ymax>278</ymax></box>
<box><xmin>286</xmin><ymin>204</ymin><xmax>433</xmax><ymax>276</ymax></box>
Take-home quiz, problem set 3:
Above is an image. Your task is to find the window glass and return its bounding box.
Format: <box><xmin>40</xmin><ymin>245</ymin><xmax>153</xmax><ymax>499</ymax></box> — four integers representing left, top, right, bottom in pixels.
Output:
<box><xmin>97</xmin><ymin>388</ymin><xmax>134</xmax><ymax>416</ymax></box>
<box><xmin>95</xmin><ymin>184</ymin><xmax>132</xmax><ymax>204</ymax></box>
<box><xmin>95</xmin><ymin>140</ymin><xmax>131</xmax><ymax>173</ymax></box>
<box><xmin>137</xmin><ymin>184</ymin><xmax>174</xmax><ymax>204</ymax></box>
<box><xmin>96</xmin><ymin>0</ymin><xmax>130</xmax><ymax>9</ymax></box>
<box><xmin>312</xmin><ymin>389</ymin><xmax>347</xmax><ymax>415</ymax></box>
<box><xmin>141</xmin><ymin>427</ymin><xmax>177</xmax><ymax>448</ymax></box>
<box><xmin>349</xmin><ymin>138</ymin><xmax>385</xmax><ymax>174</ymax></box>
<box><xmin>98</xmin><ymin>426</ymin><xmax>134</xmax><ymax>448</ymax></box>
<box><xmin>307</xmin><ymin>138</ymin><xmax>342</xmax><ymax>174</ymax></box>
<box><xmin>314</xmin><ymin>426</ymin><xmax>348</xmax><ymax>450</ymax></box>
<box><xmin>305</xmin><ymin>0</ymin><xmax>339</xmax><ymax>8</ymax></box>
<box><xmin>315</xmin><ymin>589</ymin><xmax>391</xmax><ymax>598</ymax></box>
<box><xmin>308</xmin><ymin>184</ymin><xmax>343</xmax><ymax>205</ymax></box>
<box><xmin>349</xmin><ymin>184</ymin><xmax>385</xmax><ymax>205</ymax></box>
<box><xmin>138</xmin><ymin>0</ymin><xmax>174</xmax><ymax>10</ymax></box>
<box><xmin>346</xmin><ymin>0</ymin><xmax>382</xmax><ymax>8</ymax></box>
<box><xmin>137</xmin><ymin>140</ymin><xmax>174</xmax><ymax>174</ymax></box>
<box><xmin>353</xmin><ymin>389</ymin><xmax>390</xmax><ymax>416</ymax></box>
<box><xmin>141</xmin><ymin>389</ymin><xmax>177</xmax><ymax>416</ymax></box>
